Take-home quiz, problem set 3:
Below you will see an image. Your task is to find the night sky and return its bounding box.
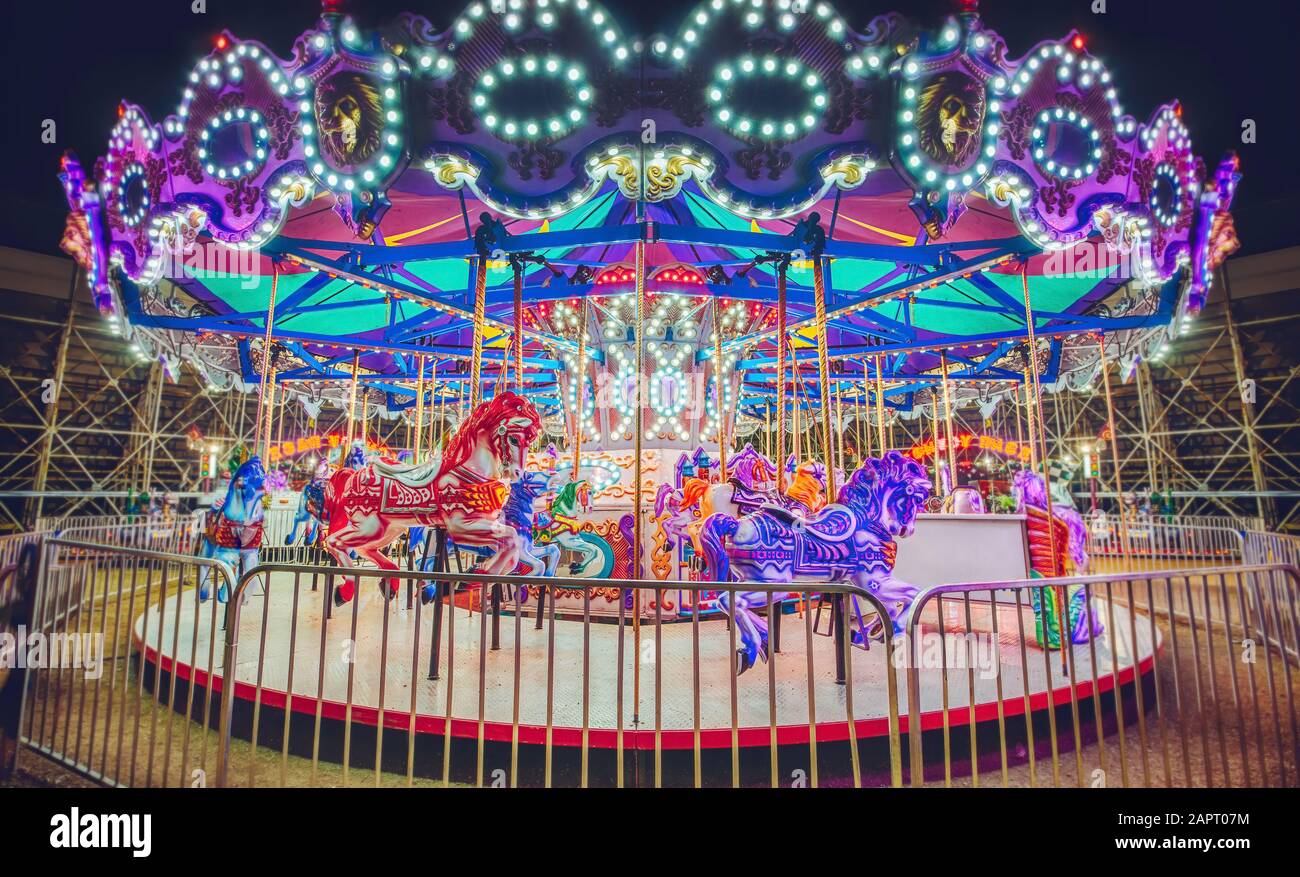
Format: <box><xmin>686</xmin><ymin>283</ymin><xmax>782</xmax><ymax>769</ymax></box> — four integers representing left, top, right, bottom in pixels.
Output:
<box><xmin>2</xmin><ymin>0</ymin><xmax>1294</xmax><ymax>256</ymax></box>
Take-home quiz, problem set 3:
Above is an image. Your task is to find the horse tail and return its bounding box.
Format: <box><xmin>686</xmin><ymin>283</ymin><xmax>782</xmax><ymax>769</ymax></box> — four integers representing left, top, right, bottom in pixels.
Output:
<box><xmin>654</xmin><ymin>483</ymin><xmax>673</xmax><ymax>520</ymax></box>
<box><xmin>1056</xmin><ymin>505</ymin><xmax>1089</xmax><ymax>572</ymax></box>
<box><xmin>701</xmin><ymin>513</ymin><xmax>739</xmax><ymax>582</ymax></box>
<box><xmin>323</xmin><ymin>468</ymin><xmax>350</xmax><ymax>525</ymax></box>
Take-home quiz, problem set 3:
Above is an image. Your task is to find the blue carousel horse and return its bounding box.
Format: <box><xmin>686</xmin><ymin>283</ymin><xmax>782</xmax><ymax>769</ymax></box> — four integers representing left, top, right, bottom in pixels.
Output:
<box><xmin>197</xmin><ymin>457</ymin><xmax>267</xmax><ymax>602</ymax></box>
<box><xmin>285</xmin><ymin>478</ymin><xmax>327</xmax><ymax>547</ymax></box>
<box><xmin>415</xmin><ymin>470</ymin><xmax>559</xmax><ymax>602</ymax></box>
<box><xmin>700</xmin><ymin>452</ymin><xmax>931</xmax><ymax>674</ymax></box>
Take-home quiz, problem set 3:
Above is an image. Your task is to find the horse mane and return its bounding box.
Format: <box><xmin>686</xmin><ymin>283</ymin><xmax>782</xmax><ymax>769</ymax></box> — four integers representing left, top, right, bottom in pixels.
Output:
<box><xmin>436</xmin><ymin>391</ymin><xmax>540</xmax><ymax>481</ymax></box>
<box><xmin>785</xmin><ymin>465</ymin><xmax>823</xmax><ymax>511</ymax></box>
<box><xmin>680</xmin><ymin>477</ymin><xmax>710</xmax><ymax>511</ymax></box>
<box><xmin>554</xmin><ymin>480</ymin><xmax>578</xmax><ymax>506</ymax></box>
<box><xmin>838</xmin><ymin>451</ymin><xmax>930</xmax><ymax>525</ymax></box>
<box><xmin>1012</xmin><ymin>468</ymin><xmax>1049</xmax><ymax>512</ymax></box>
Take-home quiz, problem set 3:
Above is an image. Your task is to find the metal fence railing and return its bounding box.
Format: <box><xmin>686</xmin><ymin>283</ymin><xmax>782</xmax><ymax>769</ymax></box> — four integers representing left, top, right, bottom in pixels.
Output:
<box><xmin>14</xmin><ymin>537</ymin><xmax>1300</xmax><ymax>789</ymax></box>
<box><xmin>211</xmin><ymin>563</ymin><xmax>898</xmax><ymax>789</ymax></box>
<box><xmin>16</xmin><ymin>538</ymin><xmax>236</xmax><ymax>788</ymax></box>
<box><xmin>55</xmin><ymin>517</ymin><xmax>205</xmax><ymax>557</ymax></box>
<box><xmin>904</xmin><ymin>565</ymin><xmax>1299</xmax><ymax>787</ymax></box>
<box><xmin>1086</xmin><ymin>520</ymin><xmax>1245</xmax><ymax>570</ymax></box>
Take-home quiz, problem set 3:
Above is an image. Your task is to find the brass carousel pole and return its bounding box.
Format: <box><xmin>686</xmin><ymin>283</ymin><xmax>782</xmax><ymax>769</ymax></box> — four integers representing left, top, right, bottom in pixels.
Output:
<box><xmin>632</xmin><ymin>233</ymin><xmax>647</xmax><ymax>753</ymax></box>
<box><xmin>792</xmin><ymin>379</ymin><xmax>801</xmax><ymax>464</ymax></box>
<box><xmin>776</xmin><ymin>262</ymin><xmax>788</xmax><ymax>493</ymax></box>
<box><xmin>513</xmin><ymin>260</ymin><xmax>525</xmax><ymax>393</ymax></box>
<box><xmin>1096</xmin><ymin>334</ymin><xmax>1131</xmax><ymax>559</ymax></box>
<box><xmin>253</xmin><ymin>263</ymin><xmax>279</xmax><ymax>457</ymax></box>
<box><xmin>572</xmin><ymin>307</ymin><xmax>586</xmax><ymax>480</ymax></box>
<box><xmin>470</xmin><ymin>255</ymin><xmax>488</xmax><ymax>409</ymax></box>
<box><xmin>857</xmin><ymin>365</ymin><xmax>869</xmax><ymax>462</ymax></box>
<box><xmin>344</xmin><ymin>349</ymin><xmax>360</xmax><ymax>453</ymax></box>
<box><xmin>262</xmin><ymin>368</ymin><xmax>277</xmax><ymax>464</ymax></box>
<box><xmin>836</xmin><ymin>380</ymin><xmax>846</xmax><ymax>478</ymax></box>
<box><xmin>930</xmin><ymin>389</ymin><xmax>943</xmax><ymax>496</ymax></box>
<box><xmin>812</xmin><ymin>257</ymin><xmax>836</xmax><ymax>507</ymax></box>
<box><xmin>874</xmin><ymin>353</ymin><xmax>888</xmax><ymax>453</ymax></box>
<box><xmin>940</xmin><ymin>351</ymin><xmax>958</xmax><ymax>490</ymax></box>
<box><xmin>413</xmin><ymin>354</ymin><xmax>426</xmax><ymax>464</ymax></box>
<box><xmin>713</xmin><ymin>296</ymin><xmax>728</xmax><ymax>478</ymax></box>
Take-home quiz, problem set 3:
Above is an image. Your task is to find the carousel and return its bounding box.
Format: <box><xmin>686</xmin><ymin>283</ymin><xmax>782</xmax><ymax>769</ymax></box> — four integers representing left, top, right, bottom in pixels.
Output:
<box><xmin>58</xmin><ymin>0</ymin><xmax>1237</xmax><ymax>782</ymax></box>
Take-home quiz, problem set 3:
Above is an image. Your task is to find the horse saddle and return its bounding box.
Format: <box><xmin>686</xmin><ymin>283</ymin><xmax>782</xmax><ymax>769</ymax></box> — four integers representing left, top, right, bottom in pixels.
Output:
<box><xmin>752</xmin><ymin>504</ymin><xmax>857</xmax><ymax>575</ymax></box>
<box><xmin>370</xmin><ymin>456</ymin><xmax>441</xmax><ymax>489</ymax></box>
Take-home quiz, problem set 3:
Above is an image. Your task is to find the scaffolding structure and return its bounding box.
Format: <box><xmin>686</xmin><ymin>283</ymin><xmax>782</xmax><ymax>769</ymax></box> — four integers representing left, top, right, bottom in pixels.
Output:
<box><xmin>3</xmin><ymin>245</ymin><xmax>1298</xmax><ymax>532</ymax></box>
<box><xmin>0</xmin><ymin>247</ymin><xmax>411</xmax><ymax>529</ymax></box>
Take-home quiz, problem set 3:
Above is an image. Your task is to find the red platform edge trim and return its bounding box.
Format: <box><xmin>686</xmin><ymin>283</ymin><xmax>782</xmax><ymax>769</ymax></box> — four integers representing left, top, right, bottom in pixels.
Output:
<box><xmin>136</xmin><ymin>634</ymin><xmax>1158</xmax><ymax>751</ymax></box>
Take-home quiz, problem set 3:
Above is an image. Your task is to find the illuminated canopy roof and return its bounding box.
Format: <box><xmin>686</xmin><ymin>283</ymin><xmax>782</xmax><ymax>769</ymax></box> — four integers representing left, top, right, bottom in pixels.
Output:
<box><xmin>59</xmin><ymin>0</ymin><xmax>1239</xmax><ymax>445</ymax></box>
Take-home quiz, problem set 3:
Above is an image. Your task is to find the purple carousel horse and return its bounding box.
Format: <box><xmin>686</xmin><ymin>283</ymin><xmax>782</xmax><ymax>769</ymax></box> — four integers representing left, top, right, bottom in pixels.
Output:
<box><xmin>700</xmin><ymin>452</ymin><xmax>931</xmax><ymax>674</ymax></box>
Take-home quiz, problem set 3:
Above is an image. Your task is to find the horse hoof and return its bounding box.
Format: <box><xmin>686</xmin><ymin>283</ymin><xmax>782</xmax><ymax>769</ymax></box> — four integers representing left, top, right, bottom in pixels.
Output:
<box><xmin>420</xmin><ymin>584</ymin><xmax>438</xmax><ymax>605</ymax></box>
<box><xmin>198</xmin><ymin>586</ymin><xmax>210</xmax><ymax>602</ymax></box>
<box><xmin>334</xmin><ymin>580</ymin><xmax>355</xmax><ymax>607</ymax></box>
<box><xmin>378</xmin><ymin>579</ymin><xmax>398</xmax><ymax>600</ymax></box>
<box><xmin>216</xmin><ymin>585</ymin><xmax>228</xmax><ymax>604</ymax></box>
<box><xmin>734</xmin><ymin>648</ymin><xmax>755</xmax><ymax>676</ymax></box>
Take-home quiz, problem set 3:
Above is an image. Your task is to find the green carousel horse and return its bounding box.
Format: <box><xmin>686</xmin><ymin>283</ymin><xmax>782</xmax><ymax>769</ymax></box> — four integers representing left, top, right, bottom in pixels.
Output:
<box><xmin>535</xmin><ymin>479</ymin><xmax>614</xmax><ymax>577</ymax></box>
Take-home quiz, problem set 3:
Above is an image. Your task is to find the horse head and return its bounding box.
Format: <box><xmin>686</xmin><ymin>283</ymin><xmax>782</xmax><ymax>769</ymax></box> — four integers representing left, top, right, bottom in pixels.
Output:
<box><xmin>265</xmin><ymin>467</ymin><xmax>289</xmax><ymax>493</ymax></box>
<box><xmin>444</xmin><ymin>391</ymin><xmax>542</xmax><ymax>483</ymax></box>
<box><xmin>844</xmin><ymin>451</ymin><xmax>931</xmax><ymax>539</ymax></box>
<box><xmin>1012</xmin><ymin>468</ymin><xmax>1049</xmax><ymax>513</ymax></box>
<box><xmin>303</xmin><ymin>478</ymin><xmax>326</xmax><ymax>518</ymax></box>
<box><xmin>785</xmin><ymin>462</ymin><xmax>826</xmax><ymax>513</ymax></box>
<box><xmin>503</xmin><ymin>470</ymin><xmax>551</xmax><ymax>533</ymax></box>
<box><xmin>224</xmin><ymin>456</ymin><xmax>267</xmax><ymax>521</ymax></box>
<box><xmin>728</xmin><ymin>443</ymin><xmax>775</xmax><ymax>490</ymax></box>
<box><xmin>345</xmin><ymin>443</ymin><xmax>368</xmax><ymax>469</ymax></box>
<box><xmin>515</xmin><ymin>469</ymin><xmax>551</xmax><ymax>501</ymax></box>
<box><xmin>680</xmin><ymin>477</ymin><xmax>710</xmax><ymax>513</ymax></box>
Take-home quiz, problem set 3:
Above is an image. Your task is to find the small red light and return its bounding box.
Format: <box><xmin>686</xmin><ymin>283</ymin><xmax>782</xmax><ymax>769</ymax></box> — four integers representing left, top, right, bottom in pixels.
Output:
<box><xmin>216</xmin><ymin>35</ymin><xmax>229</xmax><ymax>50</ymax></box>
<box><xmin>1071</xmin><ymin>35</ymin><xmax>1085</xmax><ymax>51</ymax></box>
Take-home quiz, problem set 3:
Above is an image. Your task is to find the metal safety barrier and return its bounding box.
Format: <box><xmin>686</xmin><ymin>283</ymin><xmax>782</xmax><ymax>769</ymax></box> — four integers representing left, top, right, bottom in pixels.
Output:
<box><xmin>211</xmin><ymin>563</ymin><xmax>898</xmax><ymax>789</ymax></box>
<box><xmin>904</xmin><ymin>565</ymin><xmax>1299</xmax><ymax>787</ymax></box>
<box><xmin>56</xmin><ymin>515</ymin><xmax>204</xmax><ymax>557</ymax></box>
<box><xmin>1087</xmin><ymin>521</ymin><xmax>1245</xmax><ymax>570</ymax></box>
<box><xmin>15</xmin><ymin>538</ymin><xmax>236</xmax><ymax>787</ymax></box>
<box><xmin>13</xmin><ymin>538</ymin><xmax>1300</xmax><ymax>789</ymax></box>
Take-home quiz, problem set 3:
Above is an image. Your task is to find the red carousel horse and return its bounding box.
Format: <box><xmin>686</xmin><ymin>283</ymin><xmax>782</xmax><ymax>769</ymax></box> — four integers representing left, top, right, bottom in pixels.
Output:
<box><xmin>323</xmin><ymin>391</ymin><xmax>542</xmax><ymax>605</ymax></box>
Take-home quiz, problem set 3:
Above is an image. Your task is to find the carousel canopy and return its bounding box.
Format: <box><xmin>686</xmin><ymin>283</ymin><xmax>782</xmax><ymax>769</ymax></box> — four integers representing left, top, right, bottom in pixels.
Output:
<box><xmin>59</xmin><ymin>0</ymin><xmax>1239</xmax><ymax>447</ymax></box>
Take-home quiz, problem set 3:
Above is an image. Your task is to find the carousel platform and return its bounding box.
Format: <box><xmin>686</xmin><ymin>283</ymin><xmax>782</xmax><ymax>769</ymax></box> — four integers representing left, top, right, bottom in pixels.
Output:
<box><xmin>133</xmin><ymin>572</ymin><xmax>1159</xmax><ymax>783</ymax></box>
